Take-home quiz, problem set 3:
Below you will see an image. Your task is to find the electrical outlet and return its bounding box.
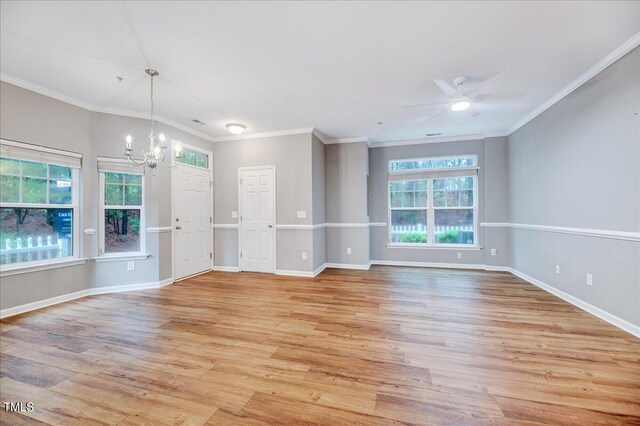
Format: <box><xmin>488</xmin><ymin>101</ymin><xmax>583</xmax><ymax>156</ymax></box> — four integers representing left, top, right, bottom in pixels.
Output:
<box><xmin>296</xmin><ymin>210</ymin><xmax>307</xmax><ymax>219</ymax></box>
<box><xmin>127</xmin><ymin>261</ymin><xmax>135</xmax><ymax>271</ymax></box>
<box><xmin>301</xmin><ymin>252</ymin><xmax>307</xmax><ymax>260</ymax></box>
<box><xmin>491</xmin><ymin>248</ymin><xmax>497</xmax><ymax>256</ymax></box>
<box><xmin>231</xmin><ymin>211</ymin><xmax>238</xmax><ymax>218</ymax></box>
<box><xmin>346</xmin><ymin>247</ymin><xmax>352</xmax><ymax>255</ymax></box>
<box><xmin>587</xmin><ymin>273</ymin><xmax>593</xmax><ymax>286</ymax></box>
<box><xmin>457</xmin><ymin>253</ymin><xmax>462</xmax><ymax>259</ymax></box>
<box><xmin>555</xmin><ymin>264</ymin><xmax>560</xmax><ymax>274</ymax></box>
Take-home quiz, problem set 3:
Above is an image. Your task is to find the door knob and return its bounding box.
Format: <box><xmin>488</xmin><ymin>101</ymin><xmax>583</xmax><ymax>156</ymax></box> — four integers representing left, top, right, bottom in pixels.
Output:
<box><xmin>176</xmin><ymin>225</ymin><xmax>182</xmax><ymax>230</ymax></box>
<box><xmin>268</xmin><ymin>225</ymin><xmax>273</xmax><ymax>228</ymax></box>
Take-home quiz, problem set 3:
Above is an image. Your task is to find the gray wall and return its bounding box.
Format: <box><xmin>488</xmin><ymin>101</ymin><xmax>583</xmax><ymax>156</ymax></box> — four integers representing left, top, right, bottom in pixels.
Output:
<box><xmin>0</xmin><ymin>82</ymin><xmax>211</xmax><ymax>310</ymax></box>
<box><xmin>484</xmin><ymin>136</ymin><xmax>511</xmax><ymax>268</ymax></box>
<box><xmin>211</xmin><ymin>133</ymin><xmax>317</xmax><ymax>272</ymax></box>
<box><xmin>324</xmin><ymin>142</ymin><xmax>370</xmax><ymax>266</ymax></box>
<box><xmin>508</xmin><ymin>47</ymin><xmax>639</xmax><ymax>327</ymax></box>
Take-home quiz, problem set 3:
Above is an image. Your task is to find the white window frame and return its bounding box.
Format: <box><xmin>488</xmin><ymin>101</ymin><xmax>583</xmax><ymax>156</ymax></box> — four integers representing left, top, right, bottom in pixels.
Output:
<box><xmin>0</xmin><ymin>140</ymin><xmax>83</xmax><ymax>274</ymax></box>
<box><xmin>98</xmin><ymin>164</ymin><xmax>146</xmax><ymax>259</ymax></box>
<box><xmin>387</xmin><ymin>155</ymin><xmax>479</xmax><ymax>248</ymax></box>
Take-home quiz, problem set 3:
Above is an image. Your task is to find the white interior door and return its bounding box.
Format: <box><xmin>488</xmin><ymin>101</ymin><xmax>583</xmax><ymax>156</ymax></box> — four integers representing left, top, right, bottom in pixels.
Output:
<box><xmin>240</xmin><ymin>167</ymin><xmax>275</xmax><ymax>273</ymax></box>
<box><xmin>174</xmin><ymin>164</ymin><xmax>211</xmax><ymax>279</ymax></box>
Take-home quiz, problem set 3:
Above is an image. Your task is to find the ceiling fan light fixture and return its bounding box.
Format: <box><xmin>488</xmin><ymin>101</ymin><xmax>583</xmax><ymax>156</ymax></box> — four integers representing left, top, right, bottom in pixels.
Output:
<box><xmin>451</xmin><ymin>98</ymin><xmax>471</xmax><ymax>112</ymax></box>
<box><xmin>226</xmin><ymin>123</ymin><xmax>246</xmax><ymax>135</ymax></box>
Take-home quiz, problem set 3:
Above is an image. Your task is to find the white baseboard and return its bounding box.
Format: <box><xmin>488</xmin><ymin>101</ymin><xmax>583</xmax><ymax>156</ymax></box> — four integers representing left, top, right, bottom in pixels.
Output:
<box><xmin>0</xmin><ymin>277</ymin><xmax>174</xmax><ymax>319</ymax></box>
<box><xmin>484</xmin><ymin>265</ymin><xmax>511</xmax><ymax>272</ymax></box>
<box><xmin>159</xmin><ymin>277</ymin><xmax>175</xmax><ymax>287</ymax></box>
<box><xmin>275</xmin><ymin>269</ymin><xmax>315</xmax><ymax>277</ymax></box>
<box><xmin>324</xmin><ymin>262</ymin><xmax>371</xmax><ymax>270</ymax></box>
<box><xmin>212</xmin><ymin>265</ymin><xmax>240</xmax><ymax>272</ymax></box>
<box><xmin>0</xmin><ymin>289</ymin><xmax>91</xmax><ymax>319</ymax></box>
<box><xmin>312</xmin><ymin>264</ymin><xmax>327</xmax><ymax>277</ymax></box>
<box><xmin>370</xmin><ymin>260</ymin><xmax>488</xmax><ymax>270</ymax></box>
<box><xmin>509</xmin><ymin>268</ymin><xmax>640</xmax><ymax>339</ymax></box>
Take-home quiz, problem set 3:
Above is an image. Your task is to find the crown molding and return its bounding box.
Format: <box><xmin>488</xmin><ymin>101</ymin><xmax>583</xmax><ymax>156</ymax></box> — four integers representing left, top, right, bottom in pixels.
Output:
<box><xmin>368</xmin><ymin>133</ymin><xmax>486</xmax><ymax>148</ymax></box>
<box><xmin>484</xmin><ymin>132</ymin><xmax>510</xmax><ymax>139</ymax></box>
<box><xmin>507</xmin><ymin>32</ymin><xmax>640</xmax><ymax>135</ymax></box>
<box><xmin>1</xmin><ymin>73</ymin><xmax>218</xmax><ymax>143</ymax></box>
<box><xmin>311</xmin><ymin>128</ymin><xmax>329</xmax><ymax>144</ymax></box>
<box><xmin>325</xmin><ymin>136</ymin><xmax>369</xmax><ymax>145</ymax></box>
<box><xmin>210</xmin><ymin>127</ymin><xmax>316</xmax><ymax>142</ymax></box>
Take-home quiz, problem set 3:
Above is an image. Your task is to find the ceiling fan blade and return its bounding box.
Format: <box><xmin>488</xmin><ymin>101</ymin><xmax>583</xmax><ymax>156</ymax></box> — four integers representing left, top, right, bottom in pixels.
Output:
<box><xmin>433</xmin><ymin>79</ymin><xmax>459</xmax><ymax>98</ymax></box>
<box><xmin>468</xmin><ymin>106</ymin><xmax>480</xmax><ymax>118</ymax></box>
<box><xmin>402</xmin><ymin>101</ymin><xmax>449</xmax><ymax>109</ymax></box>
<box><xmin>464</xmin><ymin>69</ymin><xmax>512</xmax><ymax>98</ymax></box>
<box><xmin>475</xmin><ymin>91</ymin><xmax>526</xmax><ymax>101</ymax></box>
<box><xmin>423</xmin><ymin>104</ymin><xmax>450</xmax><ymax>122</ymax></box>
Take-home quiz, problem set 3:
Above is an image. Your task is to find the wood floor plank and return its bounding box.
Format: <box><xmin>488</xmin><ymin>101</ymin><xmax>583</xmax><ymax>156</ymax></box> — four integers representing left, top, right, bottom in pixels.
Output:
<box><xmin>0</xmin><ymin>377</ymin><xmax>127</xmax><ymax>425</ymax></box>
<box><xmin>0</xmin><ymin>353</ymin><xmax>75</xmax><ymax>388</ymax></box>
<box><xmin>0</xmin><ymin>267</ymin><xmax>638</xmax><ymax>425</ymax></box>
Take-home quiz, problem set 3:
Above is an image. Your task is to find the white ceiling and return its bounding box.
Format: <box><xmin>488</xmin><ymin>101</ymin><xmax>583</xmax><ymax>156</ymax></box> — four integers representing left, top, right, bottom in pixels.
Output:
<box><xmin>1</xmin><ymin>1</ymin><xmax>638</xmax><ymax>143</ymax></box>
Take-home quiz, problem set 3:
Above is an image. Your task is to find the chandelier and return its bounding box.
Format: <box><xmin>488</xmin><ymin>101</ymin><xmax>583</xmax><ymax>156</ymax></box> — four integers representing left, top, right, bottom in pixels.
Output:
<box><xmin>124</xmin><ymin>69</ymin><xmax>182</xmax><ymax>169</ymax></box>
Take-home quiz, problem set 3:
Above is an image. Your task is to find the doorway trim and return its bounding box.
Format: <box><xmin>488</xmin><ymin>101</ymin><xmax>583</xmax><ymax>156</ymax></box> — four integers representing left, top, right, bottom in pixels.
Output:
<box><xmin>171</xmin><ymin>141</ymin><xmax>214</xmax><ymax>281</ymax></box>
<box><xmin>238</xmin><ymin>165</ymin><xmax>277</xmax><ymax>273</ymax></box>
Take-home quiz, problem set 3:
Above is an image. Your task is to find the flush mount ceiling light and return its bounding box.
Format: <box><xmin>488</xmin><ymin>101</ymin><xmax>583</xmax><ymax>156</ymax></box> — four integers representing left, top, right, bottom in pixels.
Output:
<box><xmin>226</xmin><ymin>123</ymin><xmax>246</xmax><ymax>135</ymax></box>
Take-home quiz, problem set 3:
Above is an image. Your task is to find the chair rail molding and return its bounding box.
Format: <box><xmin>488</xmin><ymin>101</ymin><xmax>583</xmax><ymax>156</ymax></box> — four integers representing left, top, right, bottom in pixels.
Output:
<box><xmin>481</xmin><ymin>222</ymin><xmax>640</xmax><ymax>242</ymax></box>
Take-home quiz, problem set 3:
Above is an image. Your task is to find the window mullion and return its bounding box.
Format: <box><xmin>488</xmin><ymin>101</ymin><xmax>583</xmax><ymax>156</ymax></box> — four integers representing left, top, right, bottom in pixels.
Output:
<box><xmin>18</xmin><ymin>161</ymin><xmax>23</xmax><ymax>203</ymax></box>
<box><xmin>46</xmin><ymin>164</ymin><xmax>50</xmax><ymax>204</ymax></box>
<box><xmin>427</xmin><ymin>179</ymin><xmax>435</xmax><ymax>244</ymax></box>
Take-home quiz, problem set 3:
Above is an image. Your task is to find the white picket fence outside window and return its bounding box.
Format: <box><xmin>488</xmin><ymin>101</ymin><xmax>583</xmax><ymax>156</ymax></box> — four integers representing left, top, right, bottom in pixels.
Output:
<box><xmin>0</xmin><ymin>234</ymin><xmax>68</xmax><ymax>264</ymax></box>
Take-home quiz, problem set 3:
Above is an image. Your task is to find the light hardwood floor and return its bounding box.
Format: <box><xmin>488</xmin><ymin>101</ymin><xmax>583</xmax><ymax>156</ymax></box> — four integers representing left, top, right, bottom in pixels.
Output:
<box><xmin>1</xmin><ymin>267</ymin><xmax>639</xmax><ymax>425</ymax></box>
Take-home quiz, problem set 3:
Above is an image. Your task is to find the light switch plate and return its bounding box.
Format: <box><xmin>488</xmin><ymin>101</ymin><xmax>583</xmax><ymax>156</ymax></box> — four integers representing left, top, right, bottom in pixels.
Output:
<box><xmin>296</xmin><ymin>211</ymin><xmax>307</xmax><ymax>219</ymax></box>
<box><xmin>491</xmin><ymin>248</ymin><xmax>497</xmax><ymax>256</ymax></box>
<box><xmin>231</xmin><ymin>211</ymin><xmax>238</xmax><ymax>218</ymax></box>
<box><xmin>301</xmin><ymin>252</ymin><xmax>307</xmax><ymax>260</ymax></box>
<box><xmin>127</xmin><ymin>261</ymin><xmax>135</xmax><ymax>271</ymax></box>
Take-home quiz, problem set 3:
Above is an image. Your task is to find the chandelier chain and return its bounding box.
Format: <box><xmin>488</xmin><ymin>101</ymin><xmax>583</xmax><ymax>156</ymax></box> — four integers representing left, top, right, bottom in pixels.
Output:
<box><xmin>150</xmin><ymin>74</ymin><xmax>155</xmax><ymax>138</ymax></box>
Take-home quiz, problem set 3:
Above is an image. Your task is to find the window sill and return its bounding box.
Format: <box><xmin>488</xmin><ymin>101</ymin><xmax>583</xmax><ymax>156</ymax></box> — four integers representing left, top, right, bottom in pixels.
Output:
<box><xmin>386</xmin><ymin>243</ymin><xmax>482</xmax><ymax>250</ymax></box>
<box><xmin>93</xmin><ymin>253</ymin><xmax>150</xmax><ymax>263</ymax></box>
<box><xmin>0</xmin><ymin>257</ymin><xmax>88</xmax><ymax>277</ymax></box>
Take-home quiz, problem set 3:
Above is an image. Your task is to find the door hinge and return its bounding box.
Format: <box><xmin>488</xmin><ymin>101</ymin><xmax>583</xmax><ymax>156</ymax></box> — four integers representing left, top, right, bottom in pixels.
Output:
<box><xmin>210</xmin><ymin>252</ymin><xmax>212</xmax><ymax>259</ymax></box>
<box><xmin>240</xmin><ymin>252</ymin><xmax>242</xmax><ymax>258</ymax></box>
<box><xmin>239</xmin><ymin>178</ymin><xmax>242</xmax><ymax>185</ymax></box>
<box><xmin>210</xmin><ymin>217</ymin><xmax>212</xmax><ymax>223</ymax></box>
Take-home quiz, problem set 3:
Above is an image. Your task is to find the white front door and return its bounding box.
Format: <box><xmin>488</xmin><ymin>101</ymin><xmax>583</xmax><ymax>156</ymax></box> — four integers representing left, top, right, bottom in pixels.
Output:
<box><xmin>174</xmin><ymin>163</ymin><xmax>212</xmax><ymax>279</ymax></box>
<box><xmin>239</xmin><ymin>167</ymin><xmax>275</xmax><ymax>273</ymax></box>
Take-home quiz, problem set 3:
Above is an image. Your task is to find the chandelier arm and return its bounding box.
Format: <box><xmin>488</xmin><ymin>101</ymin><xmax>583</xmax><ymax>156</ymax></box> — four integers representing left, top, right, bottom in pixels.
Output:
<box><xmin>158</xmin><ymin>158</ymin><xmax>178</xmax><ymax>168</ymax></box>
<box><xmin>126</xmin><ymin>154</ymin><xmax>149</xmax><ymax>167</ymax></box>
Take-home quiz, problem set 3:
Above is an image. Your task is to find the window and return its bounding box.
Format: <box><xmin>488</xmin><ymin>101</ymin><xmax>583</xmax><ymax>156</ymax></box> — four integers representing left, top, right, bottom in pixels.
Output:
<box><xmin>389</xmin><ymin>155</ymin><xmax>475</xmax><ymax>171</ymax></box>
<box><xmin>388</xmin><ymin>156</ymin><xmax>478</xmax><ymax>246</ymax></box>
<box><xmin>0</xmin><ymin>140</ymin><xmax>81</xmax><ymax>268</ymax></box>
<box><xmin>177</xmin><ymin>148</ymin><xmax>208</xmax><ymax>168</ymax></box>
<box><xmin>98</xmin><ymin>159</ymin><xmax>145</xmax><ymax>255</ymax></box>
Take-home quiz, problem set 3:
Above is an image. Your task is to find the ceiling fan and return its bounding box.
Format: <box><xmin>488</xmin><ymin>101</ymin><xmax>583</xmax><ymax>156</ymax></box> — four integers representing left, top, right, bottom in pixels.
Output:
<box><xmin>404</xmin><ymin>69</ymin><xmax>525</xmax><ymax>121</ymax></box>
